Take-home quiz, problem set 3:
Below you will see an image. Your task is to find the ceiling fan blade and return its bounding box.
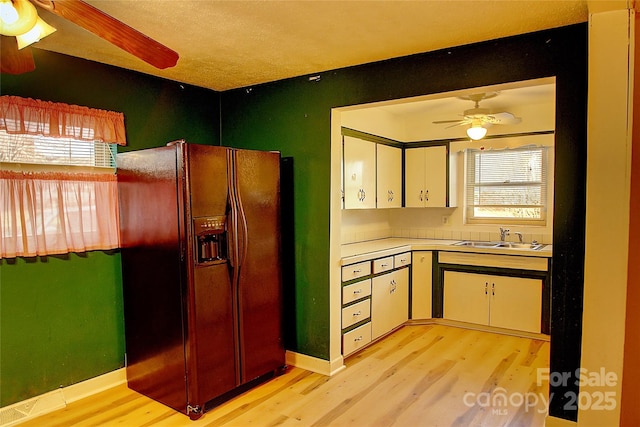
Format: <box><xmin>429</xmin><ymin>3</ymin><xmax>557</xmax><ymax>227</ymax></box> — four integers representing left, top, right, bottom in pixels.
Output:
<box><xmin>43</xmin><ymin>0</ymin><xmax>179</xmax><ymax>69</ymax></box>
<box><xmin>1</xmin><ymin>35</ymin><xmax>36</xmax><ymax>74</ymax></box>
<box><xmin>444</xmin><ymin>121</ymin><xmax>470</xmax><ymax>129</ymax></box>
<box><xmin>485</xmin><ymin>112</ymin><xmax>522</xmax><ymax>125</ymax></box>
<box><xmin>433</xmin><ymin>119</ymin><xmax>471</xmax><ymax>129</ymax></box>
<box><xmin>432</xmin><ymin>120</ymin><xmax>463</xmax><ymax>124</ymax></box>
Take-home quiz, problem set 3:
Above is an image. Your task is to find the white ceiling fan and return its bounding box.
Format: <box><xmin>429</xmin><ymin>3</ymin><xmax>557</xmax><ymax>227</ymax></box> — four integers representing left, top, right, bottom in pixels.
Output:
<box><xmin>433</xmin><ymin>92</ymin><xmax>522</xmax><ymax>140</ymax></box>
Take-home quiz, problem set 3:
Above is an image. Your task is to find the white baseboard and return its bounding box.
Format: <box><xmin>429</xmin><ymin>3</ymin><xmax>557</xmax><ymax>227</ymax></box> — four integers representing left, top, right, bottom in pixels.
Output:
<box><xmin>285</xmin><ymin>350</ymin><xmax>345</xmax><ymax>376</ymax></box>
<box><xmin>0</xmin><ymin>368</ymin><xmax>126</xmax><ymax>427</ymax></box>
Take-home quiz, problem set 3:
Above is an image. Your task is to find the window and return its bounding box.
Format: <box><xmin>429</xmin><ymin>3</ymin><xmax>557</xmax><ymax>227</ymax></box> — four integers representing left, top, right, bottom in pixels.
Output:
<box><xmin>0</xmin><ymin>133</ymin><xmax>116</xmax><ymax>168</ymax></box>
<box><xmin>0</xmin><ymin>96</ymin><xmax>125</xmax><ymax>258</ymax></box>
<box><xmin>465</xmin><ymin>146</ymin><xmax>548</xmax><ymax>225</ymax></box>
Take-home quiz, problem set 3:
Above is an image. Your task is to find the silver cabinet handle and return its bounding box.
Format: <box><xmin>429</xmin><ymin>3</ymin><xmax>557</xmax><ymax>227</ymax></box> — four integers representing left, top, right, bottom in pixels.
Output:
<box><xmin>492</xmin><ymin>283</ymin><xmax>495</xmax><ymax>296</ymax></box>
<box><xmin>419</xmin><ymin>190</ymin><xmax>423</xmax><ymax>201</ymax></box>
<box><xmin>388</xmin><ymin>190</ymin><xmax>394</xmax><ymax>202</ymax></box>
<box><xmin>362</xmin><ymin>189</ymin><xmax>366</xmax><ymax>201</ymax></box>
<box><xmin>353</xmin><ymin>289</ymin><xmax>362</xmax><ymax>294</ymax></box>
<box><xmin>354</xmin><ymin>336</ymin><xmax>363</xmax><ymax>342</ymax></box>
<box><xmin>425</xmin><ymin>189</ymin><xmax>429</xmax><ymax>201</ymax></box>
<box><xmin>353</xmin><ymin>269</ymin><xmax>361</xmax><ymax>273</ymax></box>
<box><xmin>381</xmin><ymin>263</ymin><xmax>388</xmax><ymax>267</ymax></box>
<box><xmin>485</xmin><ymin>282</ymin><xmax>488</xmax><ymax>295</ymax></box>
<box><xmin>353</xmin><ymin>310</ymin><xmax>362</xmax><ymax>317</ymax></box>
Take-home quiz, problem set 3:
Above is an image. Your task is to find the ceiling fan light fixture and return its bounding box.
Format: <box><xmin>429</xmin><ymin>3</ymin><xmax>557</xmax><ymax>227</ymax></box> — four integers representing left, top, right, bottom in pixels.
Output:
<box><xmin>467</xmin><ymin>124</ymin><xmax>488</xmax><ymax>140</ymax></box>
<box><xmin>0</xmin><ymin>0</ymin><xmax>37</xmax><ymax>36</ymax></box>
<box><xmin>16</xmin><ymin>15</ymin><xmax>56</xmax><ymax>49</ymax></box>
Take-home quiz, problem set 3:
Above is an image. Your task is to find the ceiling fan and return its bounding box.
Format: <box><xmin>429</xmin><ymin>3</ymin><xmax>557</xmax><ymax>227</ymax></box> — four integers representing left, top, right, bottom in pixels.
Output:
<box><xmin>1</xmin><ymin>0</ymin><xmax>179</xmax><ymax>75</ymax></box>
<box><xmin>433</xmin><ymin>92</ymin><xmax>522</xmax><ymax>140</ymax></box>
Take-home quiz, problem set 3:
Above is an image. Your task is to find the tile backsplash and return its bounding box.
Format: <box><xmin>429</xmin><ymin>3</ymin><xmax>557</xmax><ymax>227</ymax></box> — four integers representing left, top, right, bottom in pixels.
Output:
<box><xmin>341</xmin><ymin>209</ymin><xmax>552</xmax><ymax>245</ymax></box>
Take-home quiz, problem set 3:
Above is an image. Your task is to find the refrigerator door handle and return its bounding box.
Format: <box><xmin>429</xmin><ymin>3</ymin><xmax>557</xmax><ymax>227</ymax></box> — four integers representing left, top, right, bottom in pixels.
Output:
<box><xmin>237</xmin><ymin>194</ymin><xmax>249</xmax><ymax>268</ymax></box>
<box><xmin>227</xmin><ymin>150</ymin><xmax>240</xmax><ymax>269</ymax></box>
<box><xmin>229</xmin><ymin>149</ymin><xmax>249</xmax><ymax>269</ymax></box>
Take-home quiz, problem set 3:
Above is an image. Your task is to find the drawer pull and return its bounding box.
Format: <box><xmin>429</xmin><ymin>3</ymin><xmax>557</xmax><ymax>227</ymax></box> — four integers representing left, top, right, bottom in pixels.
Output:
<box><xmin>353</xmin><ymin>311</ymin><xmax>362</xmax><ymax>317</ymax></box>
<box><xmin>353</xmin><ymin>289</ymin><xmax>362</xmax><ymax>294</ymax></box>
<box><xmin>354</xmin><ymin>336</ymin><xmax>363</xmax><ymax>342</ymax></box>
<box><xmin>381</xmin><ymin>263</ymin><xmax>388</xmax><ymax>267</ymax></box>
<box><xmin>352</xmin><ymin>269</ymin><xmax>361</xmax><ymax>273</ymax></box>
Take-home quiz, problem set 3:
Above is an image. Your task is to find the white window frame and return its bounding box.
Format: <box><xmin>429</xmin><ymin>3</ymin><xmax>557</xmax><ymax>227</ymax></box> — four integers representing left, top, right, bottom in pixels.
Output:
<box><xmin>464</xmin><ymin>145</ymin><xmax>548</xmax><ymax>226</ymax></box>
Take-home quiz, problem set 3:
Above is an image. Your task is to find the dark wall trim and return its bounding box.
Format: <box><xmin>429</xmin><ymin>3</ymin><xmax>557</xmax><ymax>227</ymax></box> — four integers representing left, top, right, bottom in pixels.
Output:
<box><xmin>341</xmin><ymin>127</ymin><xmax>404</xmax><ymax>148</ymax></box>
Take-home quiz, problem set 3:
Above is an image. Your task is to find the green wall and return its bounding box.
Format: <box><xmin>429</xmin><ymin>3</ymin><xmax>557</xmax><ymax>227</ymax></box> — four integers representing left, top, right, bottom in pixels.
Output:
<box><xmin>1</xmin><ymin>252</ymin><xmax>123</xmax><ymax>401</ymax></box>
<box><xmin>0</xmin><ymin>50</ymin><xmax>220</xmax><ymax>406</ymax></box>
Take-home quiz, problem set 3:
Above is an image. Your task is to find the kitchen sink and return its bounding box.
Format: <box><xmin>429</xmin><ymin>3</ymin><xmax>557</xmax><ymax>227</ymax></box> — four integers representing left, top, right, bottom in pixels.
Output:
<box><xmin>454</xmin><ymin>241</ymin><xmax>545</xmax><ymax>250</ymax></box>
<box><xmin>454</xmin><ymin>241</ymin><xmax>502</xmax><ymax>248</ymax></box>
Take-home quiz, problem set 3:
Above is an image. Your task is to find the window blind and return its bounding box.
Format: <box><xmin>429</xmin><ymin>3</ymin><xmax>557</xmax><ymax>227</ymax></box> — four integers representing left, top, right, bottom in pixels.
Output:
<box><xmin>465</xmin><ymin>146</ymin><xmax>547</xmax><ymax>224</ymax></box>
<box><xmin>0</xmin><ymin>131</ymin><xmax>116</xmax><ymax>168</ymax></box>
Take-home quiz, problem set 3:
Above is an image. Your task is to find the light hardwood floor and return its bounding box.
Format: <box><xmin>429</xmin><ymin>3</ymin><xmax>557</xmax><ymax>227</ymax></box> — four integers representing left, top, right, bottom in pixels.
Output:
<box><xmin>20</xmin><ymin>325</ymin><xmax>550</xmax><ymax>427</ymax></box>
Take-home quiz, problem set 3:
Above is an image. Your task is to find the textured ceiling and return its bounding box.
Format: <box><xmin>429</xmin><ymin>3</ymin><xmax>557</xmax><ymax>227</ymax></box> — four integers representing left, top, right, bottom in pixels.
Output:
<box><xmin>31</xmin><ymin>0</ymin><xmax>590</xmax><ymax>92</ymax></box>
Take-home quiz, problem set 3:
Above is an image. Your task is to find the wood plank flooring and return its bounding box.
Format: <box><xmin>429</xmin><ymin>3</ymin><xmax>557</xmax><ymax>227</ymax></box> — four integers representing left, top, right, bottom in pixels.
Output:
<box><xmin>19</xmin><ymin>325</ymin><xmax>550</xmax><ymax>427</ymax></box>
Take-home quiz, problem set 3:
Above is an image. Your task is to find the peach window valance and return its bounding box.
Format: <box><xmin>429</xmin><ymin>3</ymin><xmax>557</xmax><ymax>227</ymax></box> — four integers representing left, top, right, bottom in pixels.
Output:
<box><xmin>0</xmin><ymin>95</ymin><xmax>127</xmax><ymax>146</ymax></box>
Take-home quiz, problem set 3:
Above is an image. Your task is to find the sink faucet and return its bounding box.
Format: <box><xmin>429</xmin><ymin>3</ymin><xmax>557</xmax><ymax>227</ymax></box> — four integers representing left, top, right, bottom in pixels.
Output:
<box><xmin>499</xmin><ymin>227</ymin><xmax>510</xmax><ymax>241</ymax></box>
<box><xmin>514</xmin><ymin>232</ymin><xmax>523</xmax><ymax>243</ymax></box>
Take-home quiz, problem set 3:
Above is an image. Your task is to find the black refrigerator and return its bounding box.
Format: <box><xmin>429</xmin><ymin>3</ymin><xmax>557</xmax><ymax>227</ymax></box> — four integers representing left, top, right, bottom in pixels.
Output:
<box><xmin>117</xmin><ymin>141</ymin><xmax>285</xmax><ymax>420</ymax></box>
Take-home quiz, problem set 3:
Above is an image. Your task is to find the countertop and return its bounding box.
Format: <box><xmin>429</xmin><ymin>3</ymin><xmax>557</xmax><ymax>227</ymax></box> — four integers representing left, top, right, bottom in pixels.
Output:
<box><xmin>341</xmin><ymin>238</ymin><xmax>552</xmax><ymax>265</ymax></box>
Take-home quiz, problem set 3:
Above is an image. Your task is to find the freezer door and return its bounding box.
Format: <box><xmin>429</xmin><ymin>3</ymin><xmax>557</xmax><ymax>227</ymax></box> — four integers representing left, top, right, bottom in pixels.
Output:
<box><xmin>233</xmin><ymin>149</ymin><xmax>285</xmax><ymax>383</ymax></box>
<box><xmin>184</xmin><ymin>144</ymin><xmax>237</xmax><ymax>407</ymax></box>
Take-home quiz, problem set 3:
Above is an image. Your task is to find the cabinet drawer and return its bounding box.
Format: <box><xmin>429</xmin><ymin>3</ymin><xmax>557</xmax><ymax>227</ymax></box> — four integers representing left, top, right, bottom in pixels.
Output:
<box><xmin>342</xmin><ymin>299</ymin><xmax>371</xmax><ymax>329</ymax></box>
<box><xmin>342</xmin><ymin>261</ymin><xmax>371</xmax><ymax>282</ymax></box>
<box><xmin>343</xmin><ymin>322</ymin><xmax>372</xmax><ymax>356</ymax></box>
<box><xmin>394</xmin><ymin>252</ymin><xmax>411</xmax><ymax>268</ymax></box>
<box><xmin>342</xmin><ymin>279</ymin><xmax>372</xmax><ymax>305</ymax></box>
<box><xmin>373</xmin><ymin>256</ymin><xmax>394</xmax><ymax>274</ymax></box>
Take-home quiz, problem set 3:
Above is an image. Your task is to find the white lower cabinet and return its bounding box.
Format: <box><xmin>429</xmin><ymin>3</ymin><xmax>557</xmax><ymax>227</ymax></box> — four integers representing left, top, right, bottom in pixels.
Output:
<box><xmin>411</xmin><ymin>251</ymin><xmax>432</xmax><ymax>319</ymax></box>
<box><xmin>371</xmin><ymin>268</ymin><xmax>409</xmax><ymax>340</ymax></box>
<box><xmin>443</xmin><ymin>271</ymin><xmax>542</xmax><ymax>333</ymax></box>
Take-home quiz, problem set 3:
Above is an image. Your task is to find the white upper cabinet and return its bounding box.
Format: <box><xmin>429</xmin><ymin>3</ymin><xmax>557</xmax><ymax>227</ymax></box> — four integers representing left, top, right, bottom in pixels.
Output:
<box><xmin>405</xmin><ymin>145</ymin><xmax>455</xmax><ymax>208</ymax></box>
<box><xmin>376</xmin><ymin>144</ymin><xmax>402</xmax><ymax>208</ymax></box>
<box><xmin>342</xmin><ymin>134</ymin><xmax>453</xmax><ymax>209</ymax></box>
<box><xmin>343</xmin><ymin>136</ymin><xmax>376</xmax><ymax>209</ymax></box>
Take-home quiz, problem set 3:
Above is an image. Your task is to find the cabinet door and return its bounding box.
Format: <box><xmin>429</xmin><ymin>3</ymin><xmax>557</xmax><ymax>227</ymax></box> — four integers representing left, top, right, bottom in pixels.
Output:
<box><xmin>411</xmin><ymin>251</ymin><xmax>432</xmax><ymax>319</ymax></box>
<box><xmin>371</xmin><ymin>268</ymin><xmax>409</xmax><ymax>339</ymax></box>
<box><xmin>490</xmin><ymin>276</ymin><xmax>542</xmax><ymax>333</ymax></box>
<box><xmin>376</xmin><ymin>144</ymin><xmax>402</xmax><ymax>208</ymax></box>
<box><xmin>443</xmin><ymin>271</ymin><xmax>490</xmax><ymax>325</ymax></box>
<box><xmin>343</xmin><ymin>136</ymin><xmax>376</xmax><ymax>209</ymax></box>
<box><xmin>404</xmin><ymin>147</ymin><xmax>426</xmax><ymax>207</ymax></box>
<box><xmin>424</xmin><ymin>145</ymin><xmax>447</xmax><ymax>207</ymax></box>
